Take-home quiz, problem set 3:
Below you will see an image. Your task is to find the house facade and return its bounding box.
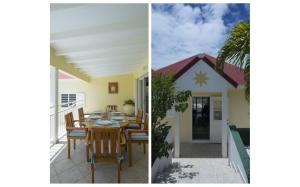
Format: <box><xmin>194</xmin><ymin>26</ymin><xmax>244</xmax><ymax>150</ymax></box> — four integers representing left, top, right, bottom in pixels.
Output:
<box><xmin>155</xmin><ymin>53</ymin><xmax>249</xmax><ymax>158</ymax></box>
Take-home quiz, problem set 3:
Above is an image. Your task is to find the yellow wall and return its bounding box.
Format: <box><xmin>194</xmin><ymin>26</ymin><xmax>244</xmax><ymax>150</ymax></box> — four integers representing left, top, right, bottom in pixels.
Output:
<box><xmin>228</xmin><ymin>89</ymin><xmax>250</xmax><ymax>128</ymax></box>
<box><xmin>180</xmin><ymin>97</ymin><xmax>192</xmax><ymax>142</ymax></box>
<box><xmin>180</xmin><ymin>92</ymin><xmax>221</xmax><ymax>142</ymax></box>
<box><xmin>133</xmin><ymin>61</ymin><xmax>148</xmax><ymax>78</ymax></box>
<box><xmin>59</xmin><ymin>74</ymin><xmax>134</xmax><ymax>113</ymax></box>
<box><xmin>177</xmin><ymin>90</ymin><xmax>249</xmax><ymax>142</ymax></box>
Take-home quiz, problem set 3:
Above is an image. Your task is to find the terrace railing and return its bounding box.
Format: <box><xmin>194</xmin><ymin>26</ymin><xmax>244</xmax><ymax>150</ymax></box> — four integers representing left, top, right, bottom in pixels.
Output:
<box><xmin>228</xmin><ymin>125</ymin><xmax>250</xmax><ymax>183</ymax></box>
<box><xmin>50</xmin><ymin>100</ymin><xmax>84</xmax><ymax>145</ymax></box>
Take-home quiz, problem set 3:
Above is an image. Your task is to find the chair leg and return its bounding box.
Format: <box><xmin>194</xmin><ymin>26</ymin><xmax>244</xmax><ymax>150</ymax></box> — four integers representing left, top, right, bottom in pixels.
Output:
<box><xmin>143</xmin><ymin>143</ymin><xmax>146</xmax><ymax>154</ymax></box>
<box><xmin>91</xmin><ymin>163</ymin><xmax>95</xmax><ymax>183</ymax></box>
<box><xmin>73</xmin><ymin>139</ymin><xmax>76</xmax><ymax>150</ymax></box>
<box><xmin>128</xmin><ymin>141</ymin><xmax>132</xmax><ymax>167</ymax></box>
<box><xmin>118</xmin><ymin>164</ymin><xmax>121</xmax><ymax>183</ymax></box>
<box><xmin>86</xmin><ymin>144</ymin><xmax>89</xmax><ymax>162</ymax></box>
<box><xmin>67</xmin><ymin>138</ymin><xmax>71</xmax><ymax>159</ymax></box>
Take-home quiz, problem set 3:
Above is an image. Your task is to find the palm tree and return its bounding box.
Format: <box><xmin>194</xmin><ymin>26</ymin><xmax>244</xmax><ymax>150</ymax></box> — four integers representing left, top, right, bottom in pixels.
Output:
<box><xmin>216</xmin><ymin>22</ymin><xmax>250</xmax><ymax>102</ymax></box>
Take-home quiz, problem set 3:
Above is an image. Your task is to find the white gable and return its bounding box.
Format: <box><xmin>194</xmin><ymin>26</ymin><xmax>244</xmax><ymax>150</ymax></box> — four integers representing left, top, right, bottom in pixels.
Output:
<box><xmin>175</xmin><ymin>59</ymin><xmax>233</xmax><ymax>92</ymax></box>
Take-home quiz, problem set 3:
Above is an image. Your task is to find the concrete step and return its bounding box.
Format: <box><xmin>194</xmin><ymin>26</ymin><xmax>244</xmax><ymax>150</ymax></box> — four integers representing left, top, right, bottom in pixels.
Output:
<box><xmin>154</xmin><ymin>158</ymin><xmax>243</xmax><ymax>183</ymax></box>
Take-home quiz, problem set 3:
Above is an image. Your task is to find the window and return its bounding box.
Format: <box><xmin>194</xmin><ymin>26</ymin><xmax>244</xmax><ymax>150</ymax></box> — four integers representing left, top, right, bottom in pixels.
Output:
<box><xmin>213</xmin><ymin>100</ymin><xmax>222</xmax><ymax>120</ymax></box>
<box><xmin>61</xmin><ymin>94</ymin><xmax>76</xmax><ymax>107</ymax></box>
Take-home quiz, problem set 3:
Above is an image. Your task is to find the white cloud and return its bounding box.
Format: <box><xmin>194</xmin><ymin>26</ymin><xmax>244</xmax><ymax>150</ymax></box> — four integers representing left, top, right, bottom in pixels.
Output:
<box><xmin>152</xmin><ymin>4</ymin><xmax>230</xmax><ymax>69</ymax></box>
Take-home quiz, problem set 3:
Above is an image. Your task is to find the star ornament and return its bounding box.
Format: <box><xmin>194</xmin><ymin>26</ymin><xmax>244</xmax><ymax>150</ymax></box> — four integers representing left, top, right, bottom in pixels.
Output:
<box><xmin>193</xmin><ymin>71</ymin><xmax>208</xmax><ymax>87</ymax></box>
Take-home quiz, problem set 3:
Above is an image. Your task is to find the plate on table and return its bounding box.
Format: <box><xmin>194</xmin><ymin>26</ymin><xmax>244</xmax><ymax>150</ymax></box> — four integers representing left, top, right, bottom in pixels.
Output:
<box><xmin>95</xmin><ymin>120</ymin><xmax>112</xmax><ymax>125</ymax></box>
<box><xmin>111</xmin><ymin>116</ymin><xmax>124</xmax><ymax>121</ymax></box>
<box><xmin>110</xmin><ymin>112</ymin><xmax>122</xmax><ymax>116</ymax></box>
<box><xmin>89</xmin><ymin>114</ymin><xmax>101</xmax><ymax>120</ymax></box>
<box><xmin>95</xmin><ymin>120</ymin><xmax>120</xmax><ymax>128</ymax></box>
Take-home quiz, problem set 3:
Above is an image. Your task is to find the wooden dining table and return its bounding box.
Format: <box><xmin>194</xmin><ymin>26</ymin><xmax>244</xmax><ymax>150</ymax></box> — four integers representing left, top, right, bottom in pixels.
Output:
<box><xmin>84</xmin><ymin>113</ymin><xmax>129</xmax><ymax>154</ymax></box>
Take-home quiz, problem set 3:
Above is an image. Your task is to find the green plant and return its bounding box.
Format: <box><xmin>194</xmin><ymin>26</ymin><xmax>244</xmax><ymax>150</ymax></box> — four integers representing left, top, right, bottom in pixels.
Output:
<box><xmin>152</xmin><ymin>73</ymin><xmax>191</xmax><ymax>165</ymax></box>
<box><xmin>123</xmin><ymin>99</ymin><xmax>135</xmax><ymax>106</ymax></box>
<box><xmin>216</xmin><ymin>21</ymin><xmax>250</xmax><ymax>102</ymax></box>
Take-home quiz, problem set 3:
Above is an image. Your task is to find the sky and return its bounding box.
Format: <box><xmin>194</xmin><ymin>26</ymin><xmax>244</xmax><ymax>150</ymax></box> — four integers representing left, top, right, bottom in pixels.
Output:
<box><xmin>152</xmin><ymin>4</ymin><xmax>250</xmax><ymax>69</ymax></box>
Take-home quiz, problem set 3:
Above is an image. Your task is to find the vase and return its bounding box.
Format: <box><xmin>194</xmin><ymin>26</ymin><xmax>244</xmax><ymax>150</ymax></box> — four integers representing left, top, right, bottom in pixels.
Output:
<box><xmin>123</xmin><ymin>105</ymin><xmax>134</xmax><ymax>116</ymax></box>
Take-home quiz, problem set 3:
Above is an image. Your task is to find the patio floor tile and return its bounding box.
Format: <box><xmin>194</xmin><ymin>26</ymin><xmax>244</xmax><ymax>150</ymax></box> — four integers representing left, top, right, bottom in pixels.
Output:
<box><xmin>50</xmin><ymin>141</ymin><xmax>148</xmax><ymax>183</ymax></box>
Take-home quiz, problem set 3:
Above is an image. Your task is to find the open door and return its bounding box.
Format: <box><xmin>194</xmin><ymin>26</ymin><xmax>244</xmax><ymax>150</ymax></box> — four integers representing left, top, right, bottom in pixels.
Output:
<box><xmin>210</xmin><ymin>97</ymin><xmax>222</xmax><ymax>143</ymax></box>
<box><xmin>192</xmin><ymin>97</ymin><xmax>210</xmax><ymax>140</ymax></box>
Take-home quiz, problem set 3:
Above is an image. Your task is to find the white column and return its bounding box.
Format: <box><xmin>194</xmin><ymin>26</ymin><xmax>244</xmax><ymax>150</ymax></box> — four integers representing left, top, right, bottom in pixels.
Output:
<box><xmin>138</xmin><ymin>80</ymin><xmax>143</xmax><ymax>110</ymax></box>
<box><xmin>51</xmin><ymin>66</ymin><xmax>59</xmax><ymax>143</ymax></box>
<box><xmin>134</xmin><ymin>79</ymin><xmax>138</xmax><ymax>114</ymax></box>
<box><xmin>174</xmin><ymin>112</ymin><xmax>181</xmax><ymax>158</ymax></box>
<box><xmin>222</xmin><ymin>90</ymin><xmax>229</xmax><ymax>157</ymax></box>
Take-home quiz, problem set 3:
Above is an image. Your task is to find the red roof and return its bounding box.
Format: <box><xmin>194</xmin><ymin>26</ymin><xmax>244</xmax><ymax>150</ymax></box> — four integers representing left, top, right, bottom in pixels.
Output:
<box><xmin>154</xmin><ymin>53</ymin><xmax>245</xmax><ymax>87</ymax></box>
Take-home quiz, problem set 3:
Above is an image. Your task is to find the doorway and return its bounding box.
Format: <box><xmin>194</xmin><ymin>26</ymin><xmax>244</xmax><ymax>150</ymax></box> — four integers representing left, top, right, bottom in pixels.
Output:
<box><xmin>192</xmin><ymin>97</ymin><xmax>210</xmax><ymax>140</ymax></box>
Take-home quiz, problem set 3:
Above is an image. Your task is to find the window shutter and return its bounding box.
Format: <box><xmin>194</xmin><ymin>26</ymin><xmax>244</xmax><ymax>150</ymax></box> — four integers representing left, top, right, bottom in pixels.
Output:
<box><xmin>61</xmin><ymin>94</ymin><xmax>68</xmax><ymax>107</ymax></box>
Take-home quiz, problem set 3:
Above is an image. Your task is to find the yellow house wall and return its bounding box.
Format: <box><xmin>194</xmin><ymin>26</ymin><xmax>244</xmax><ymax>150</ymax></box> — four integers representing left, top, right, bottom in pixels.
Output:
<box><xmin>178</xmin><ymin>90</ymin><xmax>249</xmax><ymax>142</ymax></box>
<box><xmin>180</xmin><ymin>92</ymin><xmax>221</xmax><ymax>142</ymax></box>
<box><xmin>228</xmin><ymin>89</ymin><xmax>250</xmax><ymax>128</ymax></box>
<box><xmin>180</xmin><ymin>97</ymin><xmax>193</xmax><ymax>142</ymax></box>
<box><xmin>59</xmin><ymin>74</ymin><xmax>134</xmax><ymax>113</ymax></box>
<box><xmin>133</xmin><ymin>61</ymin><xmax>148</xmax><ymax>78</ymax></box>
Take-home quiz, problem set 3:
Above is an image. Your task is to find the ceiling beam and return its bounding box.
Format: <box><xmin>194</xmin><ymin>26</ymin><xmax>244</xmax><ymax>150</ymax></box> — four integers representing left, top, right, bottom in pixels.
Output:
<box><xmin>90</xmin><ymin>71</ymin><xmax>133</xmax><ymax>78</ymax></box>
<box><xmin>51</xmin><ymin>20</ymin><xmax>146</xmax><ymax>41</ymax></box>
<box><xmin>53</xmin><ymin>35</ymin><xmax>147</xmax><ymax>54</ymax></box>
<box><xmin>70</xmin><ymin>52</ymin><xmax>147</xmax><ymax>62</ymax></box>
<box><xmin>50</xmin><ymin>47</ymin><xmax>91</xmax><ymax>82</ymax></box>
<box><xmin>56</xmin><ymin>43</ymin><xmax>146</xmax><ymax>57</ymax></box>
<box><xmin>75</xmin><ymin>62</ymin><xmax>141</xmax><ymax>69</ymax></box>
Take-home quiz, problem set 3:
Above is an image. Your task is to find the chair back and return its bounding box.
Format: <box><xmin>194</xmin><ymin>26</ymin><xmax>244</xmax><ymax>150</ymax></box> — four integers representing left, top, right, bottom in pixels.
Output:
<box><xmin>64</xmin><ymin>112</ymin><xmax>74</xmax><ymax>128</ymax></box>
<box><xmin>90</xmin><ymin>128</ymin><xmax>120</xmax><ymax>163</ymax></box>
<box><xmin>136</xmin><ymin>109</ymin><xmax>143</xmax><ymax>123</ymax></box>
<box><xmin>78</xmin><ymin>107</ymin><xmax>84</xmax><ymax>121</ymax></box>
<box><xmin>143</xmin><ymin>114</ymin><xmax>148</xmax><ymax>131</ymax></box>
<box><xmin>107</xmin><ymin>105</ymin><xmax>118</xmax><ymax>112</ymax></box>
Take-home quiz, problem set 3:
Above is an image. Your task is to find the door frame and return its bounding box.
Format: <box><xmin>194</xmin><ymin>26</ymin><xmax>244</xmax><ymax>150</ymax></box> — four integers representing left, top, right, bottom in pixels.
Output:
<box><xmin>190</xmin><ymin>95</ymin><xmax>222</xmax><ymax>143</ymax></box>
<box><xmin>191</xmin><ymin>96</ymin><xmax>210</xmax><ymax>142</ymax></box>
<box><xmin>210</xmin><ymin>96</ymin><xmax>222</xmax><ymax>143</ymax></box>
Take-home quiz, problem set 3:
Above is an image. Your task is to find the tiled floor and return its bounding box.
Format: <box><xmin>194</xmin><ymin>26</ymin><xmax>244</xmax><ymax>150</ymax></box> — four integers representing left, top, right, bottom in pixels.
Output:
<box><xmin>180</xmin><ymin>143</ymin><xmax>222</xmax><ymax>158</ymax></box>
<box><xmin>154</xmin><ymin>158</ymin><xmax>243</xmax><ymax>183</ymax></box>
<box><xmin>154</xmin><ymin>143</ymin><xmax>243</xmax><ymax>183</ymax></box>
<box><xmin>50</xmin><ymin>140</ymin><xmax>148</xmax><ymax>183</ymax></box>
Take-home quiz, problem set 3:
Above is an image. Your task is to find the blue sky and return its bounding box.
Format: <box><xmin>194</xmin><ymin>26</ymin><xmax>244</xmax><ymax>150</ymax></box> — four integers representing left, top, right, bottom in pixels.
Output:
<box><xmin>152</xmin><ymin>4</ymin><xmax>250</xmax><ymax>69</ymax></box>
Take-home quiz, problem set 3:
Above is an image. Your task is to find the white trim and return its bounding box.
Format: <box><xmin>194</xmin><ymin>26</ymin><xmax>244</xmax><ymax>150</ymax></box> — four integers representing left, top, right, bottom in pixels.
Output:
<box><xmin>210</xmin><ymin>97</ymin><xmax>222</xmax><ymax>143</ymax></box>
<box><xmin>174</xmin><ymin>112</ymin><xmax>181</xmax><ymax>158</ymax></box>
<box><xmin>134</xmin><ymin>79</ymin><xmax>138</xmax><ymax>114</ymax></box>
<box><xmin>190</xmin><ymin>140</ymin><xmax>211</xmax><ymax>143</ymax></box>
<box><xmin>138</xmin><ymin>72</ymin><xmax>148</xmax><ymax>80</ymax></box>
<box><xmin>222</xmin><ymin>90</ymin><xmax>228</xmax><ymax>157</ymax></box>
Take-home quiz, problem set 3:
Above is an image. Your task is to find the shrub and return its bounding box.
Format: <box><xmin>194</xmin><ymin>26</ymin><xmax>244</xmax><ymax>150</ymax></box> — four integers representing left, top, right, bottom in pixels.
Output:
<box><xmin>152</xmin><ymin>73</ymin><xmax>191</xmax><ymax>165</ymax></box>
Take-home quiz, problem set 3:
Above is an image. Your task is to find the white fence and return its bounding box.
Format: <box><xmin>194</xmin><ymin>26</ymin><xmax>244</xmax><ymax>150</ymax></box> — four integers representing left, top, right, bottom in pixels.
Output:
<box><xmin>50</xmin><ymin>100</ymin><xmax>84</xmax><ymax>145</ymax></box>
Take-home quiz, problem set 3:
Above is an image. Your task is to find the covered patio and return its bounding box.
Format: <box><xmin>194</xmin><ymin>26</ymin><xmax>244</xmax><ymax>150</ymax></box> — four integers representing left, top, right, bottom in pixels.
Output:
<box><xmin>50</xmin><ymin>141</ymin><xmax>148</xmax><ymax>183</ymax></box>
<box><xmin>50</xmin><ymin>4</ymin><xmax>149</xmax><ymax>183</ymax></box>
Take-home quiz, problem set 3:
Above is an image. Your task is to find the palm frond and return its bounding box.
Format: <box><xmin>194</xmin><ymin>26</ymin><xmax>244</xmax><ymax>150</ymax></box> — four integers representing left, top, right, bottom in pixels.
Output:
<box><xmin>216</xmin><ymin>22</ymin><xmax>250</xmax><ymax>70</ymax></box>
<box><xmin>216</xmin><ymin>21</ymin><xmax>250</xmax><ymax>102</ymax></box>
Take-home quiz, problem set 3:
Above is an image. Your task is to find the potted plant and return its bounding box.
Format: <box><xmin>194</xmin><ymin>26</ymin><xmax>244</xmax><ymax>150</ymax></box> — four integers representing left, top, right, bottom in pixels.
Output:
<box><xmin>123</xmin><ymin>99</ymin><xmax>135</xmax><ymax>116</ymax></box>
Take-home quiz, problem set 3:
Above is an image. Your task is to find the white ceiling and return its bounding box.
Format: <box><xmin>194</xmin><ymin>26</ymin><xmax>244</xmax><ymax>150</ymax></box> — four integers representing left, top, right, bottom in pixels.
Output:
<box><xmin>50</xmin><ymin>4</ymin><xmax>148</xmax><ymax>78</ymax></box>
